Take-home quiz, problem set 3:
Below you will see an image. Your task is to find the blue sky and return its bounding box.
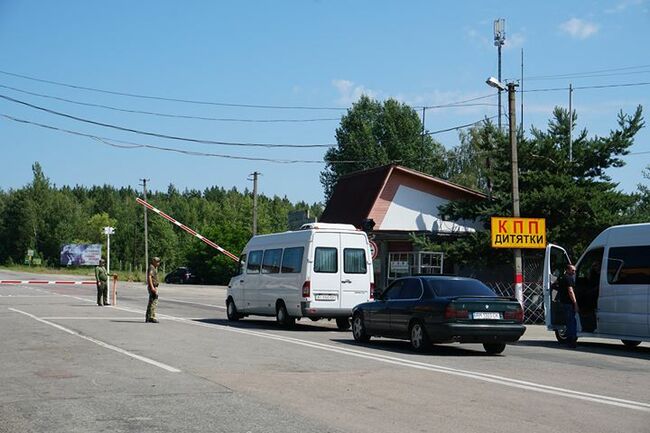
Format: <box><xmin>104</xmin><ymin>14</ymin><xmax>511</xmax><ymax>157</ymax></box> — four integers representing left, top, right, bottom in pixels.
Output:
<box><xmin>1</xmin><ymin>0</ymin><xmax>648</xmax><ymax>203</ymax></box>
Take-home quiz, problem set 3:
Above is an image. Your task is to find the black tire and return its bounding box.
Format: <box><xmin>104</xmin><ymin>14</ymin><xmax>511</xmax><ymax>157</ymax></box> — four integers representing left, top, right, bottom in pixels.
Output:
<box><xmin>352</xmin><ymin>313</ymin><xmax>370</xmax><ymax>343</ymax></box>
<box><xmin>226</xmin><ymin>299</ymin><xmax>240</xmax><ymax>321</ymax></box>
<box><xmin>483</xmin><ymin>343</ymin><xmax>506</xmax><ymax>354</ymax></box>
<box><xmin>276</xmin><ymin>302</ymin><xmax>295</xmax><ymax>328</ymax></box>
<box><xmin>622</xmin><ymin>340</ymin><xmax>641</xmax><ymax>348</ymax></box>
<box><xmin>554</xmin><ymin>328</ymin><xmax>569</xmax><ymax>343</ymax></box>
<box><xmin>336</xmin><ymin>317</ymin><xmax>351</xmax><ymax>331</ymax></box>
<box><xmin>409</xmin><ymin>321</ymin><xmax>431</xmax><ymax>353</ymax></box>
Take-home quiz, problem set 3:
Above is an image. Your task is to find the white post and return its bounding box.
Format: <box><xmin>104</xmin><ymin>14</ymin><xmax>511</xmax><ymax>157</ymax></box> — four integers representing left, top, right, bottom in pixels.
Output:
<box><xmin>103</xmin><ymin>226</ymin><xmax>115</xmax><ymax>305</ymax></box>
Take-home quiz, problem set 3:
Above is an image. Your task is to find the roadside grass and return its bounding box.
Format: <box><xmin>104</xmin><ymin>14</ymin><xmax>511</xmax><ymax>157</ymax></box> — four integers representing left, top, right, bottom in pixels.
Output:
<box><xmin>0</xmin><ymin>264</ymin><xmax>146</xmax><ymax>282</ymax></box>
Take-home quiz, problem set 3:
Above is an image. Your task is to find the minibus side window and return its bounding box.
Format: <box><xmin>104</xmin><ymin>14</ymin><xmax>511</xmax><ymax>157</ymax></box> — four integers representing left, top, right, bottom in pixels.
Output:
<box><xmin>281</xmin><ymin>247</ymin><xmax>304</xmax><ymax>273</ymax></box>
<box><xmin>314</xmin><ymin>247</ymin><xmax>337</xmax><ymax>273</ymax></box>
<box><xmin>344</xmin><ymin>248</ymin><xmax>367</xmax><ymax>274</ymax></box>
<box><xmin>262</xmin><ymin>249</ymin><xmax>282</xmax><ymax>274</ymax></box>
<box><xmin>607</xmin><ymin>246</ymin><xmax>650</xmax><ymax>284</ymax></box>
<box><xmin>238</xmin><ymin>254</ymin><xmax>247</xmax><ymax>275</ymax></box>
<box><xmin>247</xmin><ymin>250</ymin><xmax>263</xmax><ymax>274</ymax></box>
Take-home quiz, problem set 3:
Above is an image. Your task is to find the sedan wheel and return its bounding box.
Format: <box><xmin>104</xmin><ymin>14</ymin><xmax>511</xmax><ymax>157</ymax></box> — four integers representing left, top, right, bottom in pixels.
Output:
<box><xmin>352</xmin><ymin>314</ymin><xmax>370</xmax><ymax>343</ymax></box>
<box><xmin>409</xmin><ymin>322</ymin><xmax>431</xmax><ymax>353</ymax></box>
<box><xmin>483</xmin><ymin>343</ymin><xmax>506</xmax><ymax>354</ymax></box>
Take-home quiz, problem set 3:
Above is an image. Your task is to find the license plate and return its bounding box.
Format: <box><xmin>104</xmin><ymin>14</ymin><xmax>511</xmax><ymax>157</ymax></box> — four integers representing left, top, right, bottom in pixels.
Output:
<box><xmin>473</xmin><ymin>312</ymin><xmax>502</xmax><ymax>320</ymax></box>
<box><xmin>315</xmin><ymin>294</ymin><xmax>337</xmax><ymax>301</ymax></box>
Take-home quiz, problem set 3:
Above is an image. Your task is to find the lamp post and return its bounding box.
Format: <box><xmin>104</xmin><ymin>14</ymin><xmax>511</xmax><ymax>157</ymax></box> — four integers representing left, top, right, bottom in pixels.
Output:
<box><xmin>486</xmin><ymin>77</ymin><xmax>523</xmax><ymax>306</ymax></box>
<box><xmin>493</xmin><ymin>18</ymin><xmax>506</xmax><ymax>130</ymax></box>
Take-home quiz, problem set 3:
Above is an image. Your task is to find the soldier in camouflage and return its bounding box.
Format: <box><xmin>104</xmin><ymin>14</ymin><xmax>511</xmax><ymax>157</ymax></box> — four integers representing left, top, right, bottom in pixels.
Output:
<box><xmin>94</xmin><ymin>259</ymin><xmax>109</xmax><ymax>306</ymax></box>
<box><xmin>145</xmin><ymin>257</ymin><xmax>161</xmax><ymax>323</ymax></box>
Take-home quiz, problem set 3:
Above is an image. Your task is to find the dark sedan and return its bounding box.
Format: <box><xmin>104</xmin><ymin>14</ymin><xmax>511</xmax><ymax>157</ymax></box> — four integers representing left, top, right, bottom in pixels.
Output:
<box><xmin>351</xmin><ymin>276</ymin><xmax>526</xmax><ymax>354</ymax></box>
<box><xmin>164</xmin><ymin>267</ymin><xmax>200</xmax><ymax>284</ymax></box>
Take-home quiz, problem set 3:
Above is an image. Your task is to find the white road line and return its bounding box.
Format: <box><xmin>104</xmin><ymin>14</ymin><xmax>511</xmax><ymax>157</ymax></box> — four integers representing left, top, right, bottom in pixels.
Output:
<box><xmin>8</xmin><ymin>308</ymin><xmax>181</xmax><ymax>373</ymax></box>
<box><xmin>163</xmin><ymin>297</ymin><xmax>226</xmax><ymax>309</ymax></box>
<box><xmin>40</xmin><ymin>316</ymin><xmax>145</xmax><ymax>320</ymax></box>
<box><xmin>0</xmin><ymin>295</ymin><xmax>63</xmax><ymax>298</ymax></box>
<box><xmin>24</xmin><ymin>287</ymin><xmax>650</xmax><ymax>412</ymax></box>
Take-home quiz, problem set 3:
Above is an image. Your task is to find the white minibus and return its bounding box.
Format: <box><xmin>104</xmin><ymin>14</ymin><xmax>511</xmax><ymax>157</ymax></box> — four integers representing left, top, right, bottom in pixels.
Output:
<box><xmin>226</xmin><ymin>223</ymin><xmax>374</xmax><ymax>329</ymax></box>
<box><xmin>543</xmin><ymin>223</ymin><xmax>650</xmax><ymax>347</ymax></box>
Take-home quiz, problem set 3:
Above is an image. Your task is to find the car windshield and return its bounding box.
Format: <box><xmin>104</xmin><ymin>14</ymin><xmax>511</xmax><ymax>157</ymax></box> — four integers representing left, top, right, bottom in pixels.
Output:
<box><xmin>425</xmin><ymin>279</ymin><xmax>496</xmax><ymax>297</ymax></box>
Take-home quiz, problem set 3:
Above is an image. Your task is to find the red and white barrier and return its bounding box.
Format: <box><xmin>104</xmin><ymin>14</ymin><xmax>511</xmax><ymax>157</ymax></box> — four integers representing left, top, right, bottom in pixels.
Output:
<box><xmin>0</xmin><ymin>280</ymin><xmax>96</xmax><ymax>285</ymax></box>
<box><xmin>136</xmin><ymin>197</ymin><xmax>239</xmax><ymax>262</ymax></box>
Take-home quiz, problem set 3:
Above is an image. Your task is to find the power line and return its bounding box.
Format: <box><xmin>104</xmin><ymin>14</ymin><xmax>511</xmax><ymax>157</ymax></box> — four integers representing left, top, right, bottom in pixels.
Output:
<box><xmin>522</xmin><ymin>64</ymin><xmax>650</xmax><ymax>81</ymax></box>
<box><xmin>425</xmin><ymin>116</ymin><xmax>499</xmax><ymax>135</ymax></box>
<box><xmin>0</xmin><ymin>93</ymin><xmax>336</xmax><ymax>148</ymax></box>
<box><xmin>0</xmin><ymin>83</ymin><xmax>342</xmax><ymax>123</ymax></box>
<box><xmin>522</xmin><ymin>81</ymin><xmax>650</xmax><ymax>93</ymax></box>
<box><xmin>0</xmin><ymin>69</ymin><xmax>348</xmax><ymax>111</ymax></box>
<box><xmin>0</xmin><ymin>69</ymin><xmax>504</xmax><ymax>112</ymax></box>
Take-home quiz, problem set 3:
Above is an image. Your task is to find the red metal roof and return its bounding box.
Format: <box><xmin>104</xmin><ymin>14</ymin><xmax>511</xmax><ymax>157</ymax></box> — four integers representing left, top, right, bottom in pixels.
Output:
<box><xmin>320</xmin><ymin>164</ymin><xmax>486</xmax><ymax>228</ymax></box>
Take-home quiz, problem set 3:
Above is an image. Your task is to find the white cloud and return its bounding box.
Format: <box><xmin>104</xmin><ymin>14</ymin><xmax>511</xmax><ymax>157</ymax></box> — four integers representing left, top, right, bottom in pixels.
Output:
<box><xmin>559</xmin><ymin>18</ymin><xmax>599</xmax><ymax>39</ymax></box>
<box><xmin>605</xmin><ymin>0</ymin><xmax>646</xmax><ymax>14</ymax></box>
<box><xmin>504</xmin><ymin>32</ymin><xmax>526</xmax><ymax>50</ymax></box>
<box><xmin>332</xmin><ymin>79</ymin><xmax>377</xmax><ymax>105</ymax></box>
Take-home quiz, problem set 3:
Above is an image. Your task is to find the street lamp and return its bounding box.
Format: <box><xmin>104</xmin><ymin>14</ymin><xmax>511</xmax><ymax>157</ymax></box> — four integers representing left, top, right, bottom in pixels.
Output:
<box><xmin>486</xmin><ymin>77</ymin><xmax>523</xmax><ymax>306</ymax></box>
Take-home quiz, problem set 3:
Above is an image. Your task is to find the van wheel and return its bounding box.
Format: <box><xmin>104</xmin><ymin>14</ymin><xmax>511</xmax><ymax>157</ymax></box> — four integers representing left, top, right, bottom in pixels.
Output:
<box><xmin>352</xmin><ymin>313</ymin><xmax>370</xmax><ymax>343</ymax></box>
<box><xmin>554</xmin><ymin>328</ymin><xmax>568</xmax><ymax>343</ymax></box>
<box><xmin>226</xmin><ymin>299</ymin><xmax>241</xmax><ymax>321</ymax></box>
<box><xmin>336</xmin><ymin>317</ymin><xmax>351</xmax><ymax>331</ymax></box>
<box><xmin>622</xmin><ymin>340</ymin><xmax>641</xmax><ymax>348</ymax></box>
<box><xmin>276</xmin><ymin>302</ymin><xmax>295</xmax><ymax>328</ymax></box>
<box><xmin>483</xmin><ymin>343</ymin><xmax>506</xmax><ymax>354</ymax></box>
<box><xmin>409</xmin><ymin>321</ymin><xmax>431</xmax><ymax>353</ymax></box>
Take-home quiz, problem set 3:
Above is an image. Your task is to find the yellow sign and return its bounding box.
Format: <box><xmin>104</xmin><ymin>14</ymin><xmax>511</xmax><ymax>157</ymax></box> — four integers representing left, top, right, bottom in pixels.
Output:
<box><xmin>491</xmin><ymin>217</ymin><xmax>546</xmax><ymax>249</ymax></box>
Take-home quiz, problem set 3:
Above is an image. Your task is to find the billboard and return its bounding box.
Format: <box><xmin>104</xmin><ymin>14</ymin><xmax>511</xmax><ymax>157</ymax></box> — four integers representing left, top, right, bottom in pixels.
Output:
<box><xmin>60</xmin><ymin>244</ymin><xmax>103</xmax><ymax>266</ymax></box>
<box><xmin>491</xmin><ymin>217</ymin><xmax>546</xmax><ymax>249</ymax></box>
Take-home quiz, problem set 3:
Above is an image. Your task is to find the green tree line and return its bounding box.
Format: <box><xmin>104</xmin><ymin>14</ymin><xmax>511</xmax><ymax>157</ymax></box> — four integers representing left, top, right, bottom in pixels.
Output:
<box><xmin>0</xmin><ymin>163</ymin><xmax>322</xmax><ymax>284</ymax></box>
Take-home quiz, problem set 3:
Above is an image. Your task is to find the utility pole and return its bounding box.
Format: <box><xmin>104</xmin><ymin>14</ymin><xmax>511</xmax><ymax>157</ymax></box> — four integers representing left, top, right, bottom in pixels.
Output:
<box><xmin>421</xmin><ymin>107</ymin><xmax>426</xmax><ymax>171</ymax></box>
<box><xmin>494</xmin><ymin>19</ymin><xmax>506</xmax><ymax>130</ymax></box>
<box><xmin>568</xmin><ymin>83</ymin><xmax>573</xmax><ymax>162</ymax></box>
<box><xmin>139</xmin><ymin>178</ymin><xmax>150</xmax><ymax>268</ymax></box>
<box><xmin>249</xmin><ymin>172</ymin><xmax>260</xmax><ymax>235</ymax></box>
<box><xmin>520</xmin><ymin>48</ymin><xmax>524</xmax><ymax>132</ymax></box>
<box><xmin>508</xmin><ymin>82</ymin><xmax>523</xmax><ymax>307</ymax></box>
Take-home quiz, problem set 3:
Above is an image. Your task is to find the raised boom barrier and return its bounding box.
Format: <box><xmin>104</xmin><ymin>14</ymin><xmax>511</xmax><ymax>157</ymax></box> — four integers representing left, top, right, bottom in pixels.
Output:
<box><xmin>136</xmin><ymin>197</ymin><xmax>239</xmax><ymax>263</ymax></box>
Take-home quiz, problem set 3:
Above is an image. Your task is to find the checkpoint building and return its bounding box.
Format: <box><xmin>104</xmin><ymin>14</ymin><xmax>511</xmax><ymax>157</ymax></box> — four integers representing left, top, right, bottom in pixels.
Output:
<box><xmin>320</xmin><ymin>164</ymin><xmax>486</xmax><ymax>288</ymax></box>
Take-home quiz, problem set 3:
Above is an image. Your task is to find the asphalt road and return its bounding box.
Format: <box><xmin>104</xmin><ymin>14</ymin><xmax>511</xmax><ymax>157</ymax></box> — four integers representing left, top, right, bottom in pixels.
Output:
<box><xmin>1</xmin><ymin>269</ymin><xmax>648</xmax><ymax>433</ymax></box>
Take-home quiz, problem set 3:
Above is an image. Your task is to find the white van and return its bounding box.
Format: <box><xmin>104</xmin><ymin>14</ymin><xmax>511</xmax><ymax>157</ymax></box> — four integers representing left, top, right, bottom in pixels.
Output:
<box><xmin>226</xmin><ymin>223</ymin><xmax>374</xmax><ymax>329</ymax></box>
<box><xmin>543</xmin><ymin>223</ymin><xmax>650</xmax><ymax>347</ymax></box>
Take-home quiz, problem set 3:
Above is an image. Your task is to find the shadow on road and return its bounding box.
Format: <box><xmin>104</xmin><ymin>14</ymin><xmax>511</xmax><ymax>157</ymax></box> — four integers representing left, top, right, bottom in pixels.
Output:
<box><xmin>331</xmin><ymin>338</ymin><xmax>498</xmax><ymax>357</ymax></box>
<box><xmin>518</xmin><ymin>339</ymin><xmax>650</xmax><ymax>360</ymax></box>
<box><xmin>194</xmin><ymin>317</ymin><xmax>342</xmax><ymax>333</ymax></box>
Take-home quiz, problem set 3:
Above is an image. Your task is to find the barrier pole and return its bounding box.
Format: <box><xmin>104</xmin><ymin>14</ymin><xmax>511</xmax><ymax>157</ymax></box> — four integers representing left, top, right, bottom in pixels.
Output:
<box><xmin>111</xmin><ymin>275</ymin><xmax>118</xmax><ymax>306</ymax></box>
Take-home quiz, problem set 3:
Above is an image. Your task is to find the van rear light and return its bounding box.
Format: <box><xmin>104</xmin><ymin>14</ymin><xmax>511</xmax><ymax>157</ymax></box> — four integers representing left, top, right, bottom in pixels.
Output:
<box><xmin>370</xmin><ymin>282</ymin><xmax>375</xmax><ymax>299</ymax></box>
<box><xmin>504</xmin><ymin>307</ymin><xmax>524</xmax><ymax>322</ymax></box>
<box><xmin>444</xmin><ymin>305</ymin><xmax>469</xmax><ymax>319</ymax></box>
<box><xmin>302</xmin><ymin>281</ymin><xmax>311</xmax><ymax>298</ymax></box>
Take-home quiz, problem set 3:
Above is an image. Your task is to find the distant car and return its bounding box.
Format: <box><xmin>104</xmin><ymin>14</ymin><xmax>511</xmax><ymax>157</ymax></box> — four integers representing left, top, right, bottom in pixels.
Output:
<box><xmin>164</xmin><ymin>267</ymin><xmax>200</xmax><ymax>284</ymax></box>
<box><xmin>351</xmin><ymin>276</ymin><xmax>526</xmax><ymax>354</ymax></box>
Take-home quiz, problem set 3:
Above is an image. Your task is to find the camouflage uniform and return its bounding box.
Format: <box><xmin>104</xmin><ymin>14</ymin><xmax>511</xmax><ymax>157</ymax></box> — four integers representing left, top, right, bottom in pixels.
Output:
<box><xmin>95</xmin><ymin>263</ymin><xmax>108</xmax><ymax>306</ymax></box>
<box><xmin>146</xmin><ymin>259</ymin><xmax>160</xmax><ymax>322</ymax></box>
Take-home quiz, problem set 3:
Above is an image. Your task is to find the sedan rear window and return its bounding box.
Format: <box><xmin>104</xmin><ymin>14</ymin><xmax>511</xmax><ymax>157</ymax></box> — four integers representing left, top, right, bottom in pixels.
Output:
<box><xmin>426</xmin><ymin>279</ymin><xmax>496</xmax><ymax>297</ymax></box>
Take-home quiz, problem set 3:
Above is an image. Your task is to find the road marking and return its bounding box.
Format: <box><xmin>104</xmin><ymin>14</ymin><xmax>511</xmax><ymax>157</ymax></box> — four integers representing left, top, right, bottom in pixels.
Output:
<box><xmin>40</xmin><ymin>316</ymin><xmax>145</xmax><ymax>320</ymax></box>
<box><xmin>24</xmin><ymin>287</ymin><xmax>650</xmax><ymax>412</ymax></box>
<box><xmin>8</xmin><ymin>308</ymin><xmax>181</xmax><ymax>373</ymax></box>
<box><xmin>0</xmin><ymin>295</ymin><xmax>63</xmax><ymax>298</ymax></box>
<box><xmin>163</xmin><ymin>297</ymin><xmax>226</xmax><ymax>309</ymax></box>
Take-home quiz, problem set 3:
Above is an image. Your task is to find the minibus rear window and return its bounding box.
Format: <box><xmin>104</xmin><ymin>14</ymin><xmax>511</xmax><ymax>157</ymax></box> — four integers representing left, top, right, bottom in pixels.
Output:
<box><xmin>344</xmin><ymin>248</ymin><xmax>367</xmax><ymax>274</ymax></box>
<box><xmin>314</xmin><ymin>247</ymin><xmax>337</xmax><ymax>273</ymax></box>
<box><xmin>281</xmin><ymin>247</ymin><xmax>304</xmax><ymax>273</ymax></box>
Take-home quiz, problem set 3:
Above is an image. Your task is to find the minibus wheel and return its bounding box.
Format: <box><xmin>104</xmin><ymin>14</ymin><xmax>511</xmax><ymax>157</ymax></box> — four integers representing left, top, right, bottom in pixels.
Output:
<box><xmin>276</xmin><ymin>302</ymin><xmax>295</xmax><ymax>328</ymax></box>
<box><xmin>554</xmin><ymin>328</ymin><xmax>569</xmax><ymax>343</ymax></box>
<box><xmin>336</xmin><ymin>317</ymin><xmax>351</xmax><ymax>331</ymax></box>
<box><xmin>226</xmin><ymin>298</ymin><xmax>241</xmax><ymax>321</ymax></box>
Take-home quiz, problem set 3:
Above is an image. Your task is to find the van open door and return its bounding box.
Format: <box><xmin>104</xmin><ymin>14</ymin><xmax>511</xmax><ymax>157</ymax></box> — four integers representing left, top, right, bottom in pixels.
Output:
<box><xmin>543</xmin><ymin>244</ymin><xmax>572</xmax><ymax>337</ymax></box>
